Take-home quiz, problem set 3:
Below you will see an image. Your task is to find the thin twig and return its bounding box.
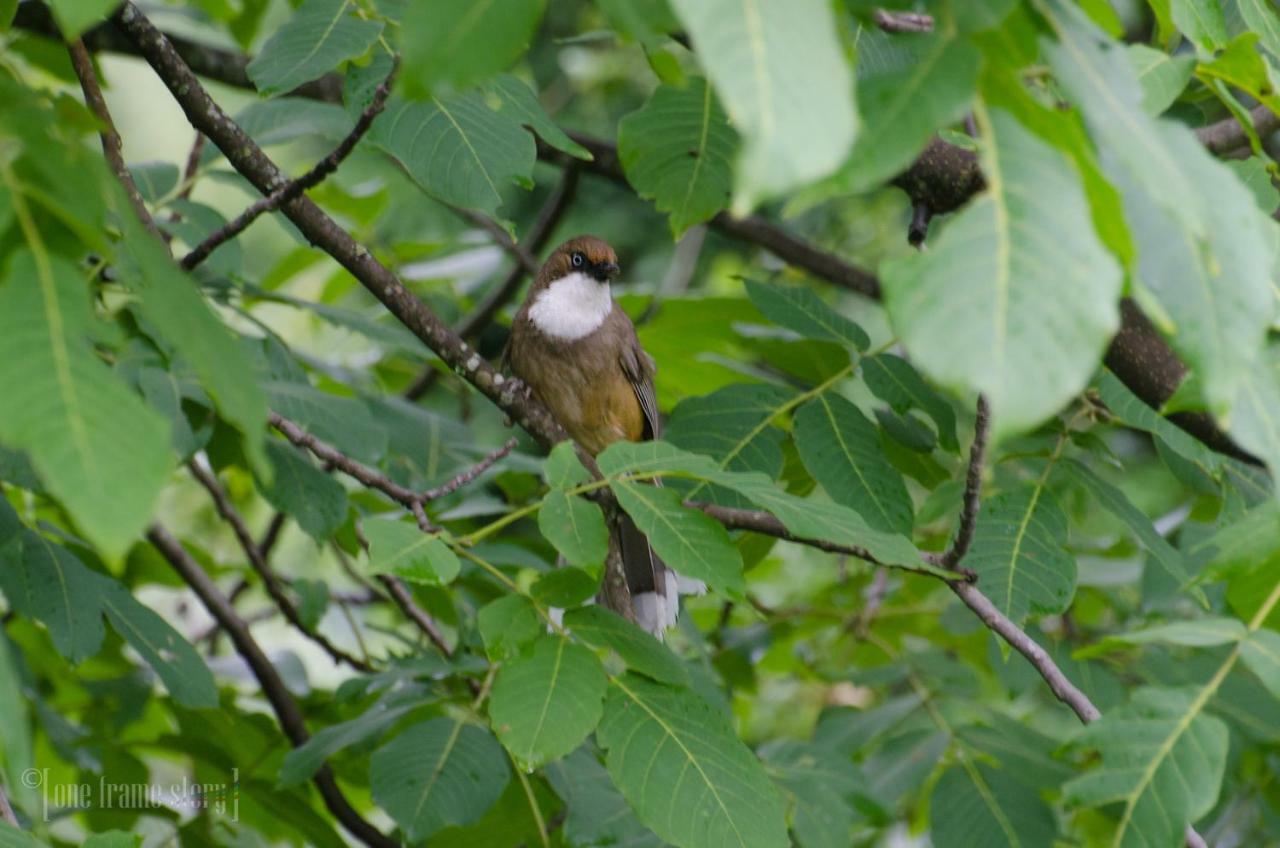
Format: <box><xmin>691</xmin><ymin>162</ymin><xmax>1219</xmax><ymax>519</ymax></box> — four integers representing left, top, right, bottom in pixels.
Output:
<box><xmin>872</xmin><ymin>9</ymin><xmax>934</xmax><ymax>33</ymax></box>
<box><xmin>179</xmin><ymin>62</ymin><xmax>398</xmax><ymax>271</ymax></box>
<box><xmin>268</xmin><ymin>412</ymin><xmax>515</xmax><ymax>513</ymax></box>
<box><xmin>146</xmin><ymin>525</ymin><xmax>397</xmax><ymax>848</ymax></box>
<box><xmin>66</xmin><ymin>37</ymin><xmax>163</xmax><ymax>240</ymax></box>
<box><xmin>378</xmin><ymin>574</ymin><xmax>453</xmax><ymax>657</ymax></box>
<box><xmin>0</xmin><ymin>784</ymin><xmax>17</xmax><ymax>828</ymax></box>
<box><xmin>186</xmin><ymin>459</ymin><xmax>374</xmax><ymax>672</ymax></box>
<box><xmin>941</xmin><ymin>394</ymin><xmax>989</xmax><ymax>569</ymax></box>
<box><xmin>177</xmin><ymin>132</ymin><xmax>205</xmax><ymax>201</ymax></box>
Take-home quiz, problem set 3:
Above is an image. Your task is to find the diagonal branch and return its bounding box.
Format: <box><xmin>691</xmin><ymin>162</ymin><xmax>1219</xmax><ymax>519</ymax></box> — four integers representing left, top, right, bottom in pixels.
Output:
<box><xmin>403</xmin><ymin>167</ymin><xmax>580</xmax><ymax>400</ymax></box>
<box><xmin>66</xmin><ymin>37</ymin><xmax>163</xmax><ymax>240</ymax></box>
<box><xmin>146</xmin><ymin>525</ymin><xmax>396</xmax><ymax>848</ymax></box>
<box><xmin>180</xmin><ymin>63</ymin><xmax>397</xmax><ymax>271</ymax></box>
<box><xmin>186</xmin><ymin>459</ymin><xmax>374</xmax><ymax>672</ymax></box>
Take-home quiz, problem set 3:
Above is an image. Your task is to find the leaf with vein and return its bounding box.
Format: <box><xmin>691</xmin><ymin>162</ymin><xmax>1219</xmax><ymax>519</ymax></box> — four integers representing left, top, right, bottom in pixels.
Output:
<box><xmin>488</xmin><ymin>635</ymin><xmax>607</xmax><ymax>770</ymax></box>
<box><xmin>372</xmin><ymin>92</ymin><xmax>536</xmax><ymax>215</ymax></box>
<box><xmin>538</xmin><ymin>489</ymin><xmax>608</xmax><ymax>571</ymax></box>
<box><xmin>0</xmin><ymin>251</ymin><xmax>171</xmax><ymax>560</ymax></box>
<box><xmin>794</xmin><ymin>393</ymin><xmax>913</xmax><ymax>535</ymax></box>
<box><xmin>598</xmin><ymin>674</ymin><xmax>789</xmax><ymax>848</ymax></box>
<box><xmin>363</xmin><ymin>519</ymin><xmax>460</xmax><ymax>585</ymax></box>
<box><xmin>965</xmin><ymin>485</ymin><xmax>1076</xmax><ymax>623</ymax></box>
<box><xmin>841</xmin><ymin>34</ymin><xmax>980</xmax><ymax>191</ymax></box>
<box><xmin>1240</xmin><ymin>629</ymin><xmax>1280</xmax><ymax>700</ymax></box>
<box><xmin>668</xmin><ymin>0</ymin><xmax>856</xmax><ymax>213</ymax></box>
<box><xmin>564</xmin><ymin>606</ymin><xmax>691</xmax><ymax>687</ymax></box>
<box><xmin>619</xmin><ymin>77</ymin><xmax>738</xmax><ymax>236</ymax></box>
<box><xmin>1064</xmin><ymin>686</ymin><xmax>1228</xmax><ymax>848</ymax></box>
<box><xmin>371</xmin><ymin>717</ymin><xmax>510</xmax><ymax>842</ymax></box>
<box><xmin>401</xmin><ymin>0</ymin><xmax>546</xmax><ymax>95</ymax></box>
<box><xmin>744</xmin><ymin>279</ymin><xmax>869</xmax><ymax>350</ymax></box>
<box><xmin>930</xmin><ymin>762</ymin><xmax>1058</xmax><ymax>848</ymax></box>
<box><xmin>246</xmin><ymin>0</ymin><xmax>383</xmax><ymax>96</ymax></box>
<box><xmin>882</xmin><ymin>107</ymin><xmax>1121</xmax><ymax>441</ymax></box>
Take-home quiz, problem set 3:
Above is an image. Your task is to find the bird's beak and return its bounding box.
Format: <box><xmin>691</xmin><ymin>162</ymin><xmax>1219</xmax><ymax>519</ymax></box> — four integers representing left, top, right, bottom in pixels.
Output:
<box><xmin>593</xmin><ymin>261</ymin><xmax>621</xmax><ymax>282</ymax></box>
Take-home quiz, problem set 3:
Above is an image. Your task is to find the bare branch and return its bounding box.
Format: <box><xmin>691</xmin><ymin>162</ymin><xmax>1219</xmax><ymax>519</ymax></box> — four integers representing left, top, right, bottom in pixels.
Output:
<box><xmin>873</xmin><ymin>9</ymin><xmax>934</xmax><ymax>33</ymax></box>
<box><xmin>177</xmin><ymin>132</ymin><xmax>204</xmax><ymax>201</ymax></box>
<box><xmin>146</xmin><ymin>524</ymin><xmax>396</xmax><ymax>848</ymax></box>
<box><xmin>940</xmin><ymin>394</ymin><xmax>989</xmax><ymax>569</ymax></box>
<box><xmin>186</xmin><ymin>459</ymin><xmax>374</xmax><ymax>671</ymax></box>
<box><xmin>180</xmin><ymin>63</ymin><xmax>397</xmax><ymax>271</ymax></box>
<box><xmin>0</xmin><ymin>783</ymin><xmax>17</xmax><ymax>828</ymax></box>
<box><xmin>378</xmin><ymin>574</ymin><xmax>454</xmax><ymax>656</ymax></box>
<box><xmin>66</xmin><ymin>37</ymin><xmax>163</xmax><ymax>241</ymax></box>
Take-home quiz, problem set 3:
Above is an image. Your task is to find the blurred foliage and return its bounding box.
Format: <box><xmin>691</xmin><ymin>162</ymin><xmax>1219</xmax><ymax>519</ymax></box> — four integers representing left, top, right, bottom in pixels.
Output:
<box><xmin>0</xmin><ymin>1</ymin><xmax>1278</xmax><ymax>847</ymax></box>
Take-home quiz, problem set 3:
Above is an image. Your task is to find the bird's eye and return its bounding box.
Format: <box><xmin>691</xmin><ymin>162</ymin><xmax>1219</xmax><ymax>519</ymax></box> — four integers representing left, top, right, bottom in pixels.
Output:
<box><xmin>571</xmin><ymin>252</ymin><xmax>584</xmax><ymax>268</ymax></box>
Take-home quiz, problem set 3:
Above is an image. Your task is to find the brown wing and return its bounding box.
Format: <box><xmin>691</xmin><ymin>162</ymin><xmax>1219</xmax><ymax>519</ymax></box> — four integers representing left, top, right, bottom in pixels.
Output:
<box><xmin>618</xmin><ymin>329</ymin><xmax>659</xmax><ymax>440</ymax></box>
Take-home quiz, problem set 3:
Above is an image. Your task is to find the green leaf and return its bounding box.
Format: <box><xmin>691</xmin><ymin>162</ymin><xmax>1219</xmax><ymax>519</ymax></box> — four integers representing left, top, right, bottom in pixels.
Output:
<box><xmin>1104</xmin><ymin>132</ymin><xmax>1275</xmax><ymax>419</ymax></box>
<box><xmin>363</xmin><ymin>519</ymin><xmax>460</xmax><ymax>585</ymax></box>
<box><xmin>258</xmin><ymin>442</ymin><xmax>348</xmax><ymax>541</ymax></box>
<box><xmin>0</xmin><ymin>251</ymin><xmax>172</xmax><ymax>560</ymax></box>
<box><xmin>545</xmin><ymin>747</ymin><xmax>663</xmax><ymax>848</ymax></box>
<box><xmin>668</xmin><ymin>0</ymin><xmax>856</xmax><ymax>213</ymax></box>
<box><xmin>1126</xmin><ymin>44</ymin><xmax>1194</xmax><ymax>115</ymax></box>
<box><xmin>618</xmin><ymin>77</ymin><xmax>737</xmax><ymax>237</ymax></box>
<box><xmin>81</xmin><ymin>833</ymin><xmax>139</xmax><ymax>848</ymax></box>
<box><xmin>595</xmin><ymin>0</ymin><xmax>679</xmax><ymax>44</ymax></box>
<box><xmin>598</xmin><ymin>674</ymin><xmax>789</xmax><ymax>848</ymax></box>
<box><xmin>1084</xmin><ymin>618</ymin><xmax>1247</xmax><ymax>657</ymax></box>
<box><xmin>545</xmin><ymin>440</ymin><xmax>592</xmax><ymax>488</ymax></box>
<box><xmin>538</xmin><ymin>490</ymin><xmax>608</xmax><ymax>570</ymax></box>
<box><xmin>1064</xmin><ymin>687</ymin><xmax>1228</xmax><ymax>848</ymax></box>
<box><xmin>1240</xmin><ymin>0</ymin><xmax>1280</xmax><ymax>58</ymax></box>
<box><xmin>246</xmin><ymin>0</ymin><xmax>383</xmax><ymax>97</ymax></box>
<box><xmin>371</xmin><ymin>718</ymin><xmax>510</xmax><ymax>843</ymax></box>
<box><xmin>0</xmin><ymin>532</ymin><xmax>103</xmax><ymax>663</ymax></box>
<box><xmin>841</xmin><ymin>35</ymin><xmax>980</xmax><ymax>191</ymax></box>
<box><xmin>1094</xmin><ymin>371</ymin><xmax>1221</xmax><ymax>480</ymax></box>
<box><xmin>744</xmin><ymin>279</ymin><xmax>868</xmax><ymax>350</ymax></box>
<box><xmin>610</xmin><ymin>480</ymin><xmax>745</xmax><ymax>596</ymax></box>
<box><xmin>930</xmin><ymin>763</ymin><xmax>1058</xmax><ymax>848</ymax></box>
<box><xmin>478</xmin><ymin>594</ymin><xmax>542</xmax><ymax>661</ymax></box>
<box><xmin>531</xmin><ymin>567</ymin><xmax>599</xmax><ymax>607</ymax></box>
<box><xmin>882</xmin><ymin>107</ymin><xmax>1121</xmax><ymax>441</ymax></box>
<box><xmin>264</xmin><ymin>381</ymin><xmax>387</xmax><ymax>465</ymax></box>
<box><xmin>1060</xmin><ymin>460</ymin><xmax>1204</xmax><ymax>605</ymax></box>
<box><xmin>401</xmin><ymin>0</ymin><xmax>546</xmax><ymax>95</ymax></box>
<box><xmin>598</xmin><ymin>440</ymin><xmax>934</xmax><ymax>574</ymax></box>
<box><xmin>666</xmin><ymin>383</ymin><xmax>792</xmax><ymax>507</ymax></box>
<box><xmin>485</xmin><ymin>74</ymin><xmax>592</xmax><ymax>160</ymax></box>
<box><xmin>761</xmin><ymin>740</ymin><xmax>863</xmax><ymax>848</ymax></box>
<box><xmin>1240</xmin><ymin>629</ymin><xmax>1280</xmax><ymax>700</ymax></box>
<box><xmin>1170</xmin><ymin>0</ymin><xmax>1227</xmax><ymax>53</ymax></box>
<box><xmin>966</xmin><ymin>486</ymin><xmax>1075</xmax><ymax>622</ymax></box>
<box><xmin>46</xmin><ymin>0</ymin><xmax>117</xmax><ymax>37</ymax></box>
<box><xmin>1039</xmin><ymin>1</ymin><xmax>1209</xmax><ymax>239</ymax></box>
<box><xmin>862</xmin><ymin>354</ymin><xmax>959</xmax><ymax>452</ymax></box>
<box><xmin>1228</xmin><ymin>341</ymin><xmax>1280</xmax><ymax>487</ymax></box>
<box><xmin>99</xmin><ymin>584</ymin><xmax>218</xmax><ymax>709</ymax></box>
<box><xmin>280</xmin><ymin>686</ymin><xmax>430</xmax><ymax>787</ymax></box>
<box><xmin>372</xmin><ymin>92</ymin><xmax>536</xmax><ymax>215</ymax></box>
<box><xmin>563</xmin><ymin>605</ymin><xmax>690</xmax><ymax>686</ymax></box>
<box><xmin>489</xmin><ymin>635</ymin><xmax>607</xmax><ymax>769</ymax></box>
<box><xmin>793</xmin><ymin>393</ymin><xmax>913</xmax><ymax>535</ymax></box>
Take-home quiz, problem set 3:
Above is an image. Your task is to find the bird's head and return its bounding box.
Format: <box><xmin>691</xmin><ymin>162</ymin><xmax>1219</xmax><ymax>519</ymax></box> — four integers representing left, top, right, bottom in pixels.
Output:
<box><xmin>536</xmin><ymin>235</ymin><xmax>620</xmax><ymax>288</ymax></box>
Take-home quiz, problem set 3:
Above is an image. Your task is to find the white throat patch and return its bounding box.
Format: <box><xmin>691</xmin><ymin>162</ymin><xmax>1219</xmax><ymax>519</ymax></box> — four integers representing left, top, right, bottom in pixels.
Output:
<box><xmin>528</xmin><ymin>272</ymin><xmax>613</xmax><ymax>340</ymax></box>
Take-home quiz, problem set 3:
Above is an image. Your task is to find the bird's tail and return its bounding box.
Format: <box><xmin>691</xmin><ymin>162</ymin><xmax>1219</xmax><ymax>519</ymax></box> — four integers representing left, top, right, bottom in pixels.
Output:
<box><xmin>617</xmin><ymin>512</ymin><xmax>705</xmax><ymax>637</ymax></box>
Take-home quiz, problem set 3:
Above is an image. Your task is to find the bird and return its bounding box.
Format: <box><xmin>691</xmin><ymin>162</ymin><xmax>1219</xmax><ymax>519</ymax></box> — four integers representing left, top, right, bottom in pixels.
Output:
<box><xmin>504</xmin><ymin>235</ymin><xmax>703</xmax><ymax>634</ymax></box>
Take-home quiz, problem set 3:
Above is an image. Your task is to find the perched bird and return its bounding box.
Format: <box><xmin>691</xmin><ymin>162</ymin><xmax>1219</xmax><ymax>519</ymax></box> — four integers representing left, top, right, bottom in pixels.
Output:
<box><xmin>505</xmin><ymin>235</ymin><xmax>703</xmax><ymax>633</ymax></box>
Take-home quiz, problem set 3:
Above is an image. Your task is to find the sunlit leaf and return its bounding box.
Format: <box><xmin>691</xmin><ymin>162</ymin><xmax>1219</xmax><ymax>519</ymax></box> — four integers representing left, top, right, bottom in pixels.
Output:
<box><xmin>246</xmin><ymin>0</ymin><xmax>383</xmax><ymax>96</ymax></box>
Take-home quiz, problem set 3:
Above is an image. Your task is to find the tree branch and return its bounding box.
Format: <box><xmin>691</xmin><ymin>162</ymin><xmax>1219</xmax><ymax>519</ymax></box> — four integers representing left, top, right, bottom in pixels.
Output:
<box><xmin>180</xmin><ymin>63</ymin><xmax>396</xmax><ymax>271</ymax></box>
<box><xmin>145</xmin><ymin>524</ymin><xmax>396</xmax><ymax>848</ymax></box>
<box><xmin>940</xmin><ymin>395</ymin><xmax>989</xmax><ymax>569</ymax></box>
<box><xmin>186</xmin><ymin>459</ymin><xmax>374</xmax><ymax>672</ymax></box>
<box><xmin>872</xmin><ymin>10</ymin><xmax>934</xmax><ymax>33</ymax></box>
<box><xmin>114</xmin><ymin>1</ymin><xmax>572</xmax><ymax>452</ymax></box>
<box><xmin>65</xmin><ymin>37</ymin><xmax>163</xmax><ymax>241</ymax></box>
<box><xmin>404</xmin><ymin>167</ymin><xmax>580</xmax><ymax>400</ymax></box>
